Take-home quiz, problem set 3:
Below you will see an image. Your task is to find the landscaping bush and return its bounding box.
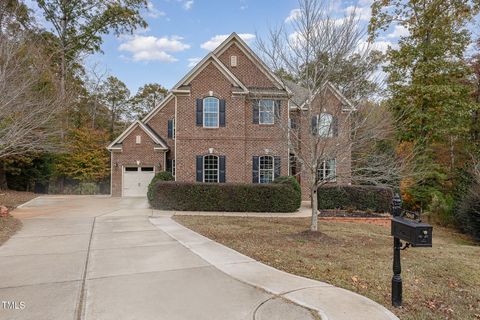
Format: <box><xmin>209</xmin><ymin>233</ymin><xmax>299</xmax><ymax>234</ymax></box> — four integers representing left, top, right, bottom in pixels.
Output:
<box><xmin>318</xmin><ymin>185</ymin><xmax>393</xmax><ymax>213</ymax></box>
<box><xmin>147</xmin><ymin>171</ymin><xmax>174</xmax><ymax>202</ymax></box>
<box><xmin>149</xmin><ymin>176</ymin><xmax>301</xmax><ymax>212</ymax></box>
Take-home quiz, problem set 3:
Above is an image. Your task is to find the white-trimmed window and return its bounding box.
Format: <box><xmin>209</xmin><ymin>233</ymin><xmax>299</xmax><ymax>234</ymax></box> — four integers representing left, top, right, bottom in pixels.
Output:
<box><xmin>317</xmin><ymin>159</ymin><xmax>336</xmax><ymax>181</ymax></box>
<box><xmin>203</xmin><ymin>97</ymin><xmax>219</xmax><ymax>128</ymax></box>
<box><xmin>203</xmin><ymin>155</ymin><xmax>219</xmax><ymax>183</ymax></box>
<box><xmin>172</xmin><ymin>119</ymin><xmax>175</xmax><ymax>139</ymax></box>
<box><xmin>172</xmin><ymin>159</ymin><xmax>176</xmax><ymax>178</ymax></box>
<box><xmin>318</xmin><ymin>113</ymin><xmax>333</xmax><ymax>137</ymax></box>
<box><xmin>259</xmin><ymin>156</ymin><xmax>274</xmax><ymax>183</ymax></box>
<box><xmin>258</xmin><ymin>100</ymin><xmax>274</xmax><ymax>124</ymax></box>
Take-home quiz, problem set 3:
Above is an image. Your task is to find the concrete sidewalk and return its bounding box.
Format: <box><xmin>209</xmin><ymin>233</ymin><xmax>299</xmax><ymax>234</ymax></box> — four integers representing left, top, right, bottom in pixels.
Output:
<box><xmin>150</xmin><ymin>216</ymin><xmax>398</xmax><ymax>320</ymax></box>
<box><xmin>162</xmin><ymin>202</ymin><xmax>313</xmax><ymax>218</ymax></box>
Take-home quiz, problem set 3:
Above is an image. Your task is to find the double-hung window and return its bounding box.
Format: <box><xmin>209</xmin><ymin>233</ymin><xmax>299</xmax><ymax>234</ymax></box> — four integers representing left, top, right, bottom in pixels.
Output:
<box><xmin>258</xmin><ymin>100</ymin><xmax>274</xmax><ymax>124</ymax></box>
<box><xmin>259</xmin><ymin>156</ymin><xmax>274</xmax><ymax>183</ymax></box>
<box><xmin>172</xmin><ymin>159</ymin><xmax>176</xmax><ymax>178</ymax></box>
<box><xmin>318</xmin><ymin>113</ymin><xmax>333</xmax><ymax>137</ymax></box>
<box><xmin>203</xmin><ymin>155</ymin><xmax>219</xmax><ymax>183</ymax></box>
<box><xmin>203</xmin><ymin>97</ymin><xmax>219</xmax><ymax>128</ymax></box>
<box><xmin>317</xmin><ymin>159</ymin><xmax>336</xmax><ymax>181</ymax></box>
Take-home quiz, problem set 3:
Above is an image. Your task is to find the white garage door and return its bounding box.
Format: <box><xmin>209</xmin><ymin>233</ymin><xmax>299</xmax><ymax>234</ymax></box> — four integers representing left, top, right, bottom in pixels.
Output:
<box><xmin>123</xmin><ymin>167</ymin><xmax>155</xmax><ymax>197</ymax></box>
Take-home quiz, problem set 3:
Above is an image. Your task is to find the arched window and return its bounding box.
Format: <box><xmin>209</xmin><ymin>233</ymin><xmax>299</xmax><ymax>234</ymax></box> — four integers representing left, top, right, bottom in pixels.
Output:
<box><xmin>318</xmin><ymin>113</ymin><xmax>333</xmax><ymax>137</ymax></box>
<box><xmin>259</xmin><ymin>156</ymin><xmax>274</xmax><ymax>183</ymax></box>
<box><xmin>203</xmin><ymin>155</ymin><xmax>219</xmax><ymax>182</ymax></box>
<box><xmin>203</xmin><ymin>97</ymin><xmax>219</xmax><ymax>128</ymax></box>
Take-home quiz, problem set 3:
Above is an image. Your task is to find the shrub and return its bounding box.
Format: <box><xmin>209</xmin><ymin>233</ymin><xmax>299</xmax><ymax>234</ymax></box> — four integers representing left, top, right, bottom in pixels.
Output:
<box><xmin>147</xmin><ymin>171</ymin><xmax>174</xmax><ymax>202</ymax></box>
<box><xmin>149</xmin><ymin>176</ymin><xmax>301</xmax><ymax>212</ymax></box>
<box><xmin>317</xmin><ymin>185</ymin><xmax>393</xmax><ymax>213</ymax></box>
<box><xmin>455</xmin><ymin>181</ymin><xmax>480</xmax><ymax>241</ymax></box>
<box><xmin>426</xmin><ymin>192</ymin><xmax>455</xmax><ymax>226</ymax></box>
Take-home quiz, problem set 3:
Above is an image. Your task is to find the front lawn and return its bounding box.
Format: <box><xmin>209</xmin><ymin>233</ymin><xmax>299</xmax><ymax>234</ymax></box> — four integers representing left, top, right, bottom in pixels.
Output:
<box><xmin>174</xmin><ymin>216</ymin><xmax>480</xmax><ymax>320</ymax></box>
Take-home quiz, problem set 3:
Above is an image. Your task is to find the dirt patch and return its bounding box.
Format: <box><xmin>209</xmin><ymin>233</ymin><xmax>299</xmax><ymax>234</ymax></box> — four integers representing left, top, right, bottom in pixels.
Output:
<box><xmin>0</xmin><ymin>215</ymin><xmax>22</xmax><ymax>246</ymax></box>
<box><xmin>174</xmin><ymin>215</ymin><xmax>480</xmax><ymax>320</ymax></box>
<box><xmin>0</xmin><ymin>190</ymin><xmax>36</xmax><ymax>210</ymax></box>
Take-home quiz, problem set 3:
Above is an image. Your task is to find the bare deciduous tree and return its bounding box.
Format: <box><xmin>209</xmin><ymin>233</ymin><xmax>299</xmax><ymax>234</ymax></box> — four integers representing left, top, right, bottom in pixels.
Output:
<box><xmin>256</xmin><ymin>0</ymin><xmax>415</xmax><ymax>231</ymax></box>
<box><xmin>0</xmin><ymin>33</ymin><xmax>62</xmax><ymax>159</ymax></box>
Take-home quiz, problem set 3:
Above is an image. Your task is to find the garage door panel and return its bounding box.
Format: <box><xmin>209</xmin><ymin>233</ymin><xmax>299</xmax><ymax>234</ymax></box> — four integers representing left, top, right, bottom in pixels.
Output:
<box><xmin>123</xmin><ymin>167</ymin><xmax>155</xmax><ymax>197</ymax></box>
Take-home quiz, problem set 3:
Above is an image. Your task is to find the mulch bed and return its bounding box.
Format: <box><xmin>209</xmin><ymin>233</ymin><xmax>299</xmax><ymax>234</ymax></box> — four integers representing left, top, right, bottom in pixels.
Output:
<box><xmin>0</xmin><ymin>190</ymin><xmax>36</xmax><ymax>210</ymax></box>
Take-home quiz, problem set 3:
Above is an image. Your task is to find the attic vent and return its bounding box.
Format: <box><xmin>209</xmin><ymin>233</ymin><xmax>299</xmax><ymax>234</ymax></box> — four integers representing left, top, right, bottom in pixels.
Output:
<box><xmin>230</xmin><ymin>55</ymin><xmax>238</xmax><ymax>67</ymax></box>
<box><xmin>136</xmin><ymin>135</ymin><xmax>141</xmax><ymax>144</ymax></box>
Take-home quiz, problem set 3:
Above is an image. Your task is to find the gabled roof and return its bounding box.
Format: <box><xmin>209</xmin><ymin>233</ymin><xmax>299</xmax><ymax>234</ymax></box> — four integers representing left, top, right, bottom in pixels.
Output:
<box><xmin>172</xmin><ymin>53</ymin><xmax>248</xmax><ymax>93</ymax></box>
<box><xmin>213</xmin><ymin>33</ymin><xmax>291</xmax><ymax>93</ymax></box>
<box><xmin>107</xmin><ymin>120</ymin><xmax>168</xmax><ymax>151</ymax></box>
<box><xmin>283</xmin><ymin>80</ymin><xmax>356</xmax><ymax>111</ymax></box>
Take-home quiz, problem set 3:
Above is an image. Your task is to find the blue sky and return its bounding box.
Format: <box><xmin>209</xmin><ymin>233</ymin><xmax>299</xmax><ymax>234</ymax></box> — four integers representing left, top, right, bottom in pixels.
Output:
<box><xmin>87</xmin><ymin>0</ymin><xmax>402</xmax><ymax>94</ymax></box>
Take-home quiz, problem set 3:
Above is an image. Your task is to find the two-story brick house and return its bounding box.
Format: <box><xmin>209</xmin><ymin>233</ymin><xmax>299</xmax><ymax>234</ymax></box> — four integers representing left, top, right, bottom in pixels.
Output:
<box><xmin>107</xmin><ymin>33</ymin><xmax>353</xmax><ymax>200</ymax></box>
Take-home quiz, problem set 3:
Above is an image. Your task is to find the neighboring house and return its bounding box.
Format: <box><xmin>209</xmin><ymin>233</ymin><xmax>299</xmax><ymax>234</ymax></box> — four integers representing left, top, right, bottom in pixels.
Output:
<box><xmin>107</xmin><ymin>32</ymin><xmax>353</xmax><ymax>200</ymax></box>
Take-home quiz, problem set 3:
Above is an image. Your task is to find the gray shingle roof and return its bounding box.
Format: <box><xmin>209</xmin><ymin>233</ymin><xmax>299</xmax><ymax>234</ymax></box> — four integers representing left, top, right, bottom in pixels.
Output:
<box><xmin>282</xmin><ymin>79</ymin><xmax>309</xmax><ymax>108</ymax></box>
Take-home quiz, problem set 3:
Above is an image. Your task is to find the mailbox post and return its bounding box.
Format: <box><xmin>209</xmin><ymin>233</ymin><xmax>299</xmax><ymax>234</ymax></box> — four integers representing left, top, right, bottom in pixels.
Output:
<box><xmin>390</xmin><ymin>194</ymin><xmax>432</xmax><ymax>307</ymax></box>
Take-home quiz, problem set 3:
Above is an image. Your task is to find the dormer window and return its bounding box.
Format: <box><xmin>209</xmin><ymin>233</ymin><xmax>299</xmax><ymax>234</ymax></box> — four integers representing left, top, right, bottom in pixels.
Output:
<box><xmin>230</xmin><ymin>55</ymin><xmax>238</xmax><ymax>67</ymax></box>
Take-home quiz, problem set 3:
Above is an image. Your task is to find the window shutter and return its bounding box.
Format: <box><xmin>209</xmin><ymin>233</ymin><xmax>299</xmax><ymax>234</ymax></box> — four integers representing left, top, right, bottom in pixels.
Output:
<box><xmin>167</xmin><ymin>119</ymin><xmax>173</xmax><ymax>138</ymax></box>
<box><xmin>219</xmin><ymin>99</ymin><xmax>226</xmax><ymax>127</ymax></box>
<box><xmin>252</xmin><ymin>156</ymin><xmax>259</xmax><ymax>183</ymax></box>
<box><xmin>196</xmin><ymin>156</ymin><xmax>203</xmax><ymax>182</ymax></box>
<box><xmin>219</xmin><ymin>156</ymin><xmax>226</xmax><ymax>182</ymax></box>
<box><xmin>274</xmin><ymin>101</ymin><xmax>281</xmax><ymax>119</ymax></box>
<box><xmin>252</xmin><ymin>101</ymin><xmax>259</xmax><ymax>124</ymax></box>
<box><xmin>311</xmin><ymin>115</ymin><xmax>318</xmax><ymax>135</ymax></box>
<box><xmin>274</xmin><ymin>156</ymin><xmax>281</xmax><ymax>179</ymax></box>
<box><xmin>196</xmin><ymin>99</ymin><xmax>203</xmax><ymax>126</ymax></box>
<box><xmin>332</xmin><ymin>116</ymin><xmax>339</xmax><ymax>137</ymax></box>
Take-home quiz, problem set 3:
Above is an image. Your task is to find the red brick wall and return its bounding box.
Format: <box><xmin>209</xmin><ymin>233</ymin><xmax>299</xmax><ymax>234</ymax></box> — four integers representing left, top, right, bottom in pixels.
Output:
<box><xmin>291</xmin><ymin>88</ymin><xmax>352</xmax><ymax>201</ymax></box>
<box><xmin>218</xmin><ymin>42</ymin><xmax>275</xmax><ymax>89</ymax></box>
<box><xmin>175</xmin><ymin>60</ymin><xmax>289</xmax><ymax>183</ymax></box>
<box><xmin>145</xmin><ymin>97</ymin><xmax>176</xmax><ymax>163</ymax></box>
<box><xmin>111</xmin><ymin>126</ymin><xmax>166</xmax><ymax>196</ymax></box>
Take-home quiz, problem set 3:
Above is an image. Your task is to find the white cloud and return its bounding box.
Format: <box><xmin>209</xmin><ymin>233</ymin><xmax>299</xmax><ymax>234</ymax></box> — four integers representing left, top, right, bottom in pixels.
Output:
<box><xmin>146</xmin><ymin>1</ymin><xmax>166</xmax><ymax>18</ymax></box>
<box><xmin>285</xmin><ymin>8</ymin><xmax>301</xmax><ymax>23</ymax></box>
<box><xmin>200</xmin><ymin>33</ymin><xmax>255</xmax><ymax>51</ymax></box>
<box><xmin>119</xmin><ymin>35</ymin><xmax>190</xmax><ymax>62</ymax></box>
<box><xmin>344</xmin><ymin>5</ymin><xmax>371</xmax><ymax>21</ymax></box>
<box><xmin>187</xmin><ymin>57</ymin><xmax>202</xmax><ymax>68</ymax></box>
<box><xmin>387</xmin><ymin>25</ymin><xmax>409</xmax><ymax>38</ymax></box>
<box><xmin>183</xmin><ymin>0</ymin><xmax>194</xmax><ymax>10</ymax></box>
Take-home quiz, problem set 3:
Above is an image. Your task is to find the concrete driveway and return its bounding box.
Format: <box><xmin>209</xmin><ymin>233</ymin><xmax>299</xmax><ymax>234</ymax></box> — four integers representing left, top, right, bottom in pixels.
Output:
<box><xmin>0</xmin><ymin>196</ymin><xmax>317</xmax><ymax>320</ymax></box>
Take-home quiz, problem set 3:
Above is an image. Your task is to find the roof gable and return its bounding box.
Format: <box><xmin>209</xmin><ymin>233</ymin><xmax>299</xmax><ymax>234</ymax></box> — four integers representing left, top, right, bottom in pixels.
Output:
<box><xmin>172</xmin><ymin>53</ymin><xmax>248</xmax><ymax>93</ymax></box>
<box><xmin>213</xmin><ymin>33</ymin><xmax>290</xmax><ymax>92</ymax></box>
<box><xmin>107</xmin><ymin>120</ymin><xmax>168</xmax><ymax>150</ymax></box>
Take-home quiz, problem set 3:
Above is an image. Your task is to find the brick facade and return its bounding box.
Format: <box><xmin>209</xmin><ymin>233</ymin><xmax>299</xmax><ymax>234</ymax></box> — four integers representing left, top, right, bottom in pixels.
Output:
<box><xmin>108</xmin><ymin>33</ymin><xmax>351</xmax><ymax>200</ymax></box>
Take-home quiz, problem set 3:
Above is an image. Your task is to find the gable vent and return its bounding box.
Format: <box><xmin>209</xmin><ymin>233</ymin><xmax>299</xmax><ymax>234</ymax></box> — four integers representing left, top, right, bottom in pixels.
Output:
<box><xmin>230</xmin><ymin>55</ymin><xmax>238</xmax><ymax>67</ymax></box>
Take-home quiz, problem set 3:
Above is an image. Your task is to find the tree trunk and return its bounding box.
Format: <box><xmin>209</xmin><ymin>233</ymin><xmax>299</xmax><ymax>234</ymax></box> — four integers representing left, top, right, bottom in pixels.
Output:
<box><xmin>310</xmin><ymin>185</ymin><xmax>318</xmax><ymax>232</ymax></box>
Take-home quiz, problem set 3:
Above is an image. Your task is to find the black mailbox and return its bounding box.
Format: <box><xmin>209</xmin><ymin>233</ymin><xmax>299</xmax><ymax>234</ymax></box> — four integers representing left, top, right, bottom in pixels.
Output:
<box><xmin>391</xmin><ymin>216</ymin><xmax>432</xmax><ymax>247</ymax></box>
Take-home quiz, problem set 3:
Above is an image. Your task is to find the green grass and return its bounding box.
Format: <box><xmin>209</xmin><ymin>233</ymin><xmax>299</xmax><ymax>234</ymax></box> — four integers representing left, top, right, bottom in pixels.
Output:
<box><xmin>174</xmin><ymin>216</ymin><xmax>480</xmax><ymax>320</ymax></box>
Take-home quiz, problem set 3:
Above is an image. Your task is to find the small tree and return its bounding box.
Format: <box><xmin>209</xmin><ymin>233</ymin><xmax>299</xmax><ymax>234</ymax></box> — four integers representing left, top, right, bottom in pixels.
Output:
<box><xmin>256</xmin><ymin>0</ymin><xmax>414</xmax><ymax>231</ymax></box>
<box><xmin>56</xmin><ymin>127</ymin><xmax>110</xmax><ymax>182</ymax></box>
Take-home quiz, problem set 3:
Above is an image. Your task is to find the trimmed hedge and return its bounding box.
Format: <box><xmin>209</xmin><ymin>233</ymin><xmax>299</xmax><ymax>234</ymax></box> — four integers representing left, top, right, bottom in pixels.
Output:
<box><xmin>147</xmin><ymin>171</ymin><xmax>174</xmax><ymax>202</ymax></box>
<box><xmin>149</xmin><ymin>176</ymin><xmax>301</xmax><ymax>212</ymax></box>
<box><xmin>318</xmin><ymin>185</ymin><xmax>393</xmax><ymax>213</ymax></box>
